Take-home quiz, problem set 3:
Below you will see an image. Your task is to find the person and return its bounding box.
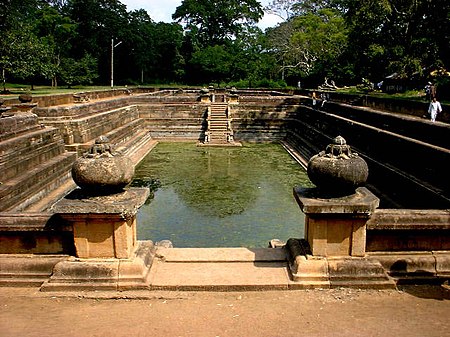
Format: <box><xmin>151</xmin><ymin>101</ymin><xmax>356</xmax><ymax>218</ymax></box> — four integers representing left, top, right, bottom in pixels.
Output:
<box><xmin>430</xmin><ymin>83</ymin><xmax>437</xmax><ymax>99</ymax></box>
<box><xmin>428</xmin><ymin>97</ymin><xmax>442</xmax><ymax>122</ymax></box>
<box><xmin>312</xmin><ymin>91</ymin><xmax>317</xmax><ymax>107</ymax></box>
<box><xmin>425</xmin><ymin>82</ymin><xmax>431</xmax><ymax>101</ymax></box>
<box><xmin>320</xmin><ymin>92</ymin><xmax>329</xmax><ymax>108</ymax></box>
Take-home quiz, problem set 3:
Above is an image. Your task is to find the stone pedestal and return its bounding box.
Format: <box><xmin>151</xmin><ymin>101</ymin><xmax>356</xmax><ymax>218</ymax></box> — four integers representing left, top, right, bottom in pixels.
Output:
<box><xmin>41</xmin><ymin>187</ymin><xmax>156</xmax><ymax>291</ymax></box>
<box><xmin>51</xmin><ymin>187</ymin><xmax>149</xmax><ymax>259</ymax></box>
<box><xmin>288</xmin><ymin>187</ymin><xmax>395</xmax><ymax>288</ymax></box>
<box><xmin>294</xmin><ymin>186</ymin><xmax>379</xmax><ymax>257</ymax></box>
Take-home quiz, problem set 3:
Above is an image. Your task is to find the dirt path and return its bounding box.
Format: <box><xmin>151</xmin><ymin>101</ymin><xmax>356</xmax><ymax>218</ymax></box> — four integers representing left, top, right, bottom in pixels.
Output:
<box><xmin>1</xmin><ymin>285</ymin><xmax>449</xmax><ymax>337</ymax></box>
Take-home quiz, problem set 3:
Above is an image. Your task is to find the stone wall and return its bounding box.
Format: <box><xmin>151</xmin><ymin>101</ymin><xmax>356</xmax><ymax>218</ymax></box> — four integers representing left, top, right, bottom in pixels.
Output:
<box><xmin>0</xmin><ymin>213</ymin><xmax>74</xmax><ymax>254</ymax></box>
<box><xmin>306</xmin><ymin>91</ymin><xmax>450</xmax><ymax>123</ymax></box>
<box><xmin>0</xmin><ymin>112</ymin><xmax>76</xmax><ymax>212</ymax></box>
<box><xmin>3</xmin><ymin>87</ymin><xmax>157</xmax><ymax>107</ymax></box>
<box><xmin>231</xmin><ymin>102</ymin><xmax>293</xmax><ymax>142</ymax></box>
<box><xmin>366</xmin><ymin>209</ymin><xmax>450</xmax><ymax>251</ymax></box>
<box><xmin>285</xmin><ymin>105</ymin><xmax>450</xmax><ymax>209</ymax></box>
<box><xmin>137</xmin><ymin>103</ymin><xmax>207</xmax><ymax>140</ymax></box>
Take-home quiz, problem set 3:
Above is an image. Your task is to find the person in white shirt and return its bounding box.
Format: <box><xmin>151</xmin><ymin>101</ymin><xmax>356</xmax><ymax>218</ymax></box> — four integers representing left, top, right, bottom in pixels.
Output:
<box><xmin>428</xmin><ymin>97</ymin><xmax>442</xmax><ymax>122</ymax></box>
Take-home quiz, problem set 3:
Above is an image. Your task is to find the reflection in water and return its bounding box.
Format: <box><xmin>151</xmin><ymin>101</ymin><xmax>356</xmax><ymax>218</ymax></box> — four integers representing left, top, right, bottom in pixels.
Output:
<box><xmin>133</xmin><ymin>142</ymin><xmax>312</xmax><ymax>247</ymax></box>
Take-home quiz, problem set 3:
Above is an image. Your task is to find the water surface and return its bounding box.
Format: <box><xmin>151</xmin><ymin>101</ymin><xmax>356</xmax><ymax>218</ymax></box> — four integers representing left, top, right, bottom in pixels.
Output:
<box><xmin>133</xmin><ymin>142</ymin><xmax>312</xmax><ymax>247</ymax></box>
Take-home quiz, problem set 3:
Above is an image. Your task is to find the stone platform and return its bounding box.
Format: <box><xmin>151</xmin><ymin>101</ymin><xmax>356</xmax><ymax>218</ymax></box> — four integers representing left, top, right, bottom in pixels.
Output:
<box><xmin>197</xmin><ymin>141</ymin><xmax>242</xmax><ymax>147</ymax></box>
<box><xmin>1</xmin><ymin>244</ymin><xmax>449</xmax><ymax>291</ymax></box>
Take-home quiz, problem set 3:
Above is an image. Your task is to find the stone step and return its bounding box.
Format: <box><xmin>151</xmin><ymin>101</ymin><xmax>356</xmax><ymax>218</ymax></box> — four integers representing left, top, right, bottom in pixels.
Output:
<box><xmin>149</xmin><ymin>247</ymin><xmax>290</xmax><ymax>291</ymax></box>
<box><xmin>157</xmin><ymin>248</ymin><xmax>287</xmax><ymax>262</ymax></box>
<box><xmin>40</xmin><ymin>105</ymin><xmax>139</xmax><ymax>145</ymax></box>
<box><xmin>116</xmin><ymin>131</ymin><xmax>157</xmax><ymax>166</ymax></box>
<box><xmin>0</xmin><ymin>152</ymin><xmax>76</xmax><ymax>212</ymax></box>
<box><xmin>0</xmin><ymin>113</ymin><xmax>42</xmax><ymax>142</ymax></box>
<box><xmin>0</xmin><ymin>128</ymin><xmax>66</xmax><ymax>182</ymax></box>
<box><xmin>210</xmin><ymin>127</ymin><xmax>228</xmax><ymax>131</ymax></box>
<box><xmin>34</xmin><ymin>97</ymin><xmax>130</xmax><ymax>118</ymax></box>
<box><xmin>66</xmin><ymin>118</ymin><xmax>145</xmax><ymax>155</ymax></box>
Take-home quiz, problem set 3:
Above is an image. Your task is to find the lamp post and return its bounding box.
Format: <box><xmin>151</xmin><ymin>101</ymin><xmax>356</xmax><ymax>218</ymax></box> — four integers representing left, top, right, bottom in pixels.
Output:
<box><xmin>111</xmin><ymin>38</ymin><xmax>122</xmax><ymax>88</ymax></box>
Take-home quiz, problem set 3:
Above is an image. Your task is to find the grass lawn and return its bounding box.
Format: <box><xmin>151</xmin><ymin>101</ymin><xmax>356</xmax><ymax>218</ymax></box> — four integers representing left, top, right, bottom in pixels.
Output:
<box><xmin>1</xmin><ymin>83</ymin><xmax>447</xmax><ymax>105</ymax></box>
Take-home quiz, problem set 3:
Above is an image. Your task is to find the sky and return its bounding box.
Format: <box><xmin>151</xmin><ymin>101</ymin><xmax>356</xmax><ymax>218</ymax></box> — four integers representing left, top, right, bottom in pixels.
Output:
<box><xmin>121</xmin><ymin>0</ymin><xmax>283</xmax><ymax>30</ymax></box>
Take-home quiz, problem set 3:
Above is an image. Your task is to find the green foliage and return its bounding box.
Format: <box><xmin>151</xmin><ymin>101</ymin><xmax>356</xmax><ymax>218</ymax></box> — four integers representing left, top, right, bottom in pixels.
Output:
<box><xmin>226</xmin><ymin>78</ymin><xmax>287</xmax><ymax>88</ymax></box>
<box><xmin>59</xmin><ymin>54</ymin><xmax>98</xmax><ymax>87</ymax></box>
<box><xmin>173</xmin><ymin>0</ymin><xmax>263</xmax><ymax>46</ymax></box>
<box><xmin>1</xmin><ymin>0</ymin><xmax>449</xmax><ymax>89</ymax></box>
<box><xmin>266</xmin><ymin>8</ymin><xmax>347</xmax><ymax>85</ymax></box>
<box><xmin>0</xmin><ymin>23</ymin><xmax>54</xmax><ymax>89</ymax></box>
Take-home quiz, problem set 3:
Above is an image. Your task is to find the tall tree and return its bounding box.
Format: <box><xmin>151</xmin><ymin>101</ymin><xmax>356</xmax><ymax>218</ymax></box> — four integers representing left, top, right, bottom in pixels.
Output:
<box><xmin>64</xmin><ymin>0</ymin><xmax>129</xmax><ymax>83</ymax></box>
<box><xmin>34</xmin><ymin>4</ymin><xmax>77</xmax><ymax>87</ymax></box>
<box><xmin>267</xmin><ymin>8</ymin><xmax>347</xmax><ymax>83</ymax></box>
<box><xmin>172</xmin><ymin>0</ymin><xmax>264</xmax><ymax>46</ymax></box>
<box><xmin>1</xmin><ymin>24</ymin><xmax>54</xmax><ymax>90</ymax></box>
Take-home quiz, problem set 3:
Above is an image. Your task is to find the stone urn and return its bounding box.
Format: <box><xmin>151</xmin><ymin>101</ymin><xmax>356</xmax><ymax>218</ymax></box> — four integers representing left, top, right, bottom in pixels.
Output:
<box><xmin>307</xmin><ymin>136</ymin><xmax>368</xmax><ymax>195</ymax></box>
<box><xmin>18</xmin><ymin>94</ymin><xmax>33</xmax><ymax>103</ymax></box>
<box><xmin>71</xmin><ymin>136</ymin><xmax>134</xmax><ymax>194</ymax></box>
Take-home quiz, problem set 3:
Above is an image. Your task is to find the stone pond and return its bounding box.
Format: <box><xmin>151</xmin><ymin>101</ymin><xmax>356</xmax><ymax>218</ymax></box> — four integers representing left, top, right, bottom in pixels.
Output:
<box><xmin>132</xmin><ymin>142</ymin><xmax>313</xmax><ymax>247</ymax></box>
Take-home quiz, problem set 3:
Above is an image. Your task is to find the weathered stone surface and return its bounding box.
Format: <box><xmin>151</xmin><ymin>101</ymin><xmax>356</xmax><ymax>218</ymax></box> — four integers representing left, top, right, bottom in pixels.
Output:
<box><xmin>434</xmin><ymin>251</ymin><xmax>450</xmax><ymax>277</ymax></box>
<box><xmin>41</xmin><ymin>241</ymin><xmax>156</xmax><ymax>291</ymax></box>
<box><xmin>51</xmin><ymin>188</ymin><xmax>149</xmax><ymax>259</ymax></box>
<box><xmin>307</xmin><ymin>136</ymin><xmax>368</xmax><ymax>195</ymax></box>
<box><xmin>71</xmin><ymin>136</ymin><xmax>135</xmax><ymax>194</ymax></box>
<box><xmin>288</xmin><ymin>255</ymin><xmax>330</xmax><ymax>288</ymax></box>
<box><xmin>327</xmin><ymin>257</ymin><xmax>395</xmax><ymax>289</ymax></box>
<box><xmin>51</xmin><ymin>187</ymin><xmax>149</xmax><ymax>217</ymax></box>
<box><xmin>0</xmin><ymin>255</ymin><xmax>69</xmax><ymax>287</ymax></box>
<box><xmin>294</xmin><ymin>187</ymin><xmax>380</xmax><ymax>215</ymax></box>
<box><xmin>368</xmin><ymin>251</ymin><xmax>438</xmax><ymax>279</ymax></box>
<box><xmin>293</xmin><ymin>188</ymin><xmax>379</xmax><ymax>257</ymax></box>
<box><xmin>366</xmin><ymin>209</ymin><xmax>450</xmax><ymax>251</ymax></box>
<box><xmin>72</xmin><ymin>156</ymin><xmax>134</xmax><ymax>193</ymax></box>
<box><xmin>18</xmin><ymin>94</ymin><xmax>32</xmax><ymax>103</ymax></box>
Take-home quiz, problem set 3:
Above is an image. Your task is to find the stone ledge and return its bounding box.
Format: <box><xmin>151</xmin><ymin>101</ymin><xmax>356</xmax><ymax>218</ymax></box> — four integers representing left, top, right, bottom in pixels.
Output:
<box><xmin>40</xmin><ymin>241</ymin><xmax>155</xmax><ymax>291</ymax></box>
<box><xmin>50</xmin><ymin>187</ymin><xmax>150</xmax><ymax>218</ymax></box>
<box><xmin>156</xmin><ymin>247</ymin><xmax>287</xmax><ymax>263</ymax></box>
<box><xmin>368</xmin><ymin>251</ymin><xmax>450</xmax><ymax>282</ymax></box>
<box><xmin>294</xmin><ymin>187</ymin><xmax>380</xmax><ymax>215</ymax></box>
<box><xmin>0</xmin><ymin>254</ymin><xmax>70</xmax><ymax>287</ymax></box>
<box><xmin>367</xmin><ymin>209</ymin><xmax>450</xmax><ymax>230</ymax></box>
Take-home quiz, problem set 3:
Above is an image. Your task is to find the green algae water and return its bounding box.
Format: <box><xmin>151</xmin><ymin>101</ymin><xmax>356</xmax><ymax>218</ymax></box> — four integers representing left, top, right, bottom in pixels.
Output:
<box><xmin>133</xmin><ymin>142</ymin><xmax>312</xmax><ymax>248</ymax></box>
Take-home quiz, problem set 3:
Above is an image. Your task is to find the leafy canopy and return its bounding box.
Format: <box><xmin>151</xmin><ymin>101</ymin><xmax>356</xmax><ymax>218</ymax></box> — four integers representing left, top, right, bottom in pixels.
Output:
<box><xmin>173</xmin><ymin>0</ymin><xmax>264</xmax><ymax>46</ymax></box>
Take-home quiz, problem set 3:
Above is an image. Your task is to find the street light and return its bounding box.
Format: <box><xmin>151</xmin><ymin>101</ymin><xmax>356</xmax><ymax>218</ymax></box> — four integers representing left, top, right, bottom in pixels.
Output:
<box><xmin>111</xmin><ymin>38</ymin><xmax>122</xmax><ymax>88</ymax></box>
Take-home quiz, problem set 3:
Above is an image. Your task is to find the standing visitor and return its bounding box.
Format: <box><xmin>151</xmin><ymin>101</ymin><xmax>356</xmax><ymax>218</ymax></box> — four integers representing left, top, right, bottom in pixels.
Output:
<box><xmin>425</xmin><ymin>82</ymin><xmax>432</xmax><ymax>101</ymax></box>
<box><xmin>430</xmin><ymin>83</ymin><xmax>437</xmax><ymax>100</ymax></box>
<box><xmin>428</xmin><ymin>97</ymin><xmax>442</xmax><ymax>122</ymax></box>
<box><xmin>312</xmin><ymin>91</ymin><xmax>317</xmax><ymax>107</ymax></box>
<box><xmin>321</xmin><ymin>92</ymin><xmax>329</xmax><ymax>108</ymax></box>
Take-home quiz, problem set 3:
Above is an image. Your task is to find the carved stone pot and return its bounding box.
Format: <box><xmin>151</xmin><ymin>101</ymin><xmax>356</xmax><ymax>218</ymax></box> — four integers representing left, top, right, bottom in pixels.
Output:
<box><xmin>72</xmin><ymin>156</ymin><xmax>134</xmax><ymax>193</ymax></box>
<box><xmin>71</xmin><ymin>136</ymin><xmax>134</xmax><ymax>194</ymax></box>
<box><xmin>307</xmin><ymin>136</ymin><xmax>368</xmax><ymax>196</ymax></box>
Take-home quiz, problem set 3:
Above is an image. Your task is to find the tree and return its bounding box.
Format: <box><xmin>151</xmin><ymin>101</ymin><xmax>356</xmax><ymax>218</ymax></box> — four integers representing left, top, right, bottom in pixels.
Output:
<box><xmin>339</xmin><ymin>0</ymin><xmax>450</xmax><ymax>81</ymax></box>
<box><xmin>189</xmin><ymin>45</ymin><xmax>233</xmax><ymax>84</ymax></box>
<box><xmin>148</xmin><ymin>23</ymin><xmax>185</xmax><ymax>83</ymax></box>
<box><xmin>1</xmin><ymin>24</ymin><xmax>54</xmax><ymax>91</ymax></box>
<box><xmin>267</xmin><ymin>8</ymin><xmax>347</xmax><ymax>84</ymax></box>
<box><xmin>64</xmin><ymin>0</ymin><xmax>129</xmax><ymax>83</ymax></box>
<box><xmin>34</xmin><ymin>4</ymin><xmax>77</xmax><ymax>87</ymax></box>
<box><xmin>264</xmin><ymin>0</ymin><xmax>339</xmax><ymax>21</ymax></box>
<box><xmin>172</xmin><ymin>0</ymin><xmax>264</xmax><ymax>46</ymax></box>
<box><xmin>59</xmin><ymin>53</ymin><xmax>98</xmax><ymax>87</ymax></box>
